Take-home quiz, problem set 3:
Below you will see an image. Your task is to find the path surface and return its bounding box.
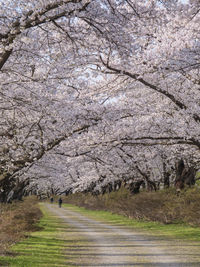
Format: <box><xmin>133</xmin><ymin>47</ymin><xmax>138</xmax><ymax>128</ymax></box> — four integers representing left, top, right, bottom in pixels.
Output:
<box><xmin>44</xmin><ymin>203</ymin><xmax>200</xmax><ymax>267</ymax></box>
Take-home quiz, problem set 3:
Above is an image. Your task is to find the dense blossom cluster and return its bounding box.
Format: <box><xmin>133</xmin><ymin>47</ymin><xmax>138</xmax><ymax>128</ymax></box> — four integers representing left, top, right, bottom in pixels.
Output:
<box><xmin>0</xmin><ymin>0</ymin><xmax>199</xmax><ymax>200</ymax></box>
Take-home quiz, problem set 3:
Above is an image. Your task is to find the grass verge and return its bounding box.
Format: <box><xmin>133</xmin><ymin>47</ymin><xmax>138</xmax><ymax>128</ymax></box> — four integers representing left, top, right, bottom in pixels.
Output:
<box><xmin>62</xmin><ymin>203</ymin><xmax>200</xmax><ymax>242</ymax></box>
<box><xmin>0</xmin><ymin>197</ymin><xmax>42</xmax><ymax>255</ymax></box>
<box><xmin>63</xmin><ymin>187</ymin><xmax>200</xmax><ymax>225</ymax></box>
<box><xmin>1</xmin><ymin>201</ymin><xmax>200</xmax><ymax>266</ymax></box>
<box><xmin>0</xmin><ymin>204</ymin><xmax>67</xmax><ymax>267</ymax></box>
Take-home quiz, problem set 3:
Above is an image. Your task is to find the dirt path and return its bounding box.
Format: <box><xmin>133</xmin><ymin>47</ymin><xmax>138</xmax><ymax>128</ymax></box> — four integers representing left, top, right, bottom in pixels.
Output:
<box><xmin>44</xmin><ymin>203</ymin><xmax>200</xmax><ymax>266</ymax></box>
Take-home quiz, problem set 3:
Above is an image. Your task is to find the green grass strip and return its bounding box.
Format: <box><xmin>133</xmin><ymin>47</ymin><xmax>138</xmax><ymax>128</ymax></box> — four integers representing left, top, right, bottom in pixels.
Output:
<box><xmin>1</xmin><ymin>202</ymin><xmax>200</xmax><ymax>267</ymax></box>
<box><xmin>0</xmin><ymin>204</ymin><xmax>67</xmax><ymax>267</ymax></box>
<box><xmin>63</xmin><ymin>203</ymin><xmax>200</xmax><ymax>242</ymax></box>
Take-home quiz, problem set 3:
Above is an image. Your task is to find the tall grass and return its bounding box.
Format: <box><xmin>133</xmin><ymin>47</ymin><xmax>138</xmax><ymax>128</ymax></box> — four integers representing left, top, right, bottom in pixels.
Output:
<box><xmin>63</xmin><ymin>187</ymin><xmax>200</xmax><ymax>226</ymax></box>
<box><xmin>0</xmin><ymin>196</ymin><xmax>42</xmax><ymax>255</ymax></box>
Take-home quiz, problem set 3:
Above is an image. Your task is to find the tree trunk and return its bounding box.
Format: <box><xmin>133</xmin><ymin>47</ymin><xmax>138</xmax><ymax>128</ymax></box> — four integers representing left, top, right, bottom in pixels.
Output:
<box><xmin>174</xmin><ymin>159</ymin><xmax>196</xmax><ymax>190</ymax></box>
<box><xmin>163</xmin><ymin>172</ymin><xmax>170</xmax><ymax>188</ymax></box>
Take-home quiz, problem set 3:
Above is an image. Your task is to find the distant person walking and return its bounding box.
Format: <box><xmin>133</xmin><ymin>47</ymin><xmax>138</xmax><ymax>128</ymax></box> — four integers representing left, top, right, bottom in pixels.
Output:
<box><xmin>58</xmin><ymin>197</ymin><xmax>62</xmax><ymax>208</ymax></box>
<box><xmin>50</xmin><ymin>197</ymin><xmax>54</xmax><ymax>203</ymax></box>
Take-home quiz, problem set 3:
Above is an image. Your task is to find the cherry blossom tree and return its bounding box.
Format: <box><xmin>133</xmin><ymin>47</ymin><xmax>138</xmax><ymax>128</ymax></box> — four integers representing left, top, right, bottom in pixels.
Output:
<box><xmin>0</xmin><ymin>0</ymin><xmax>199</xmax><ymax>201</ymax></box>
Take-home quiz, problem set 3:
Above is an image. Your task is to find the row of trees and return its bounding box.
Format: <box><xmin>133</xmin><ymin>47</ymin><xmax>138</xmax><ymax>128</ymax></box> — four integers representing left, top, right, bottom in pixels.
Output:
<box><xmin>0</xmin><ymin>0</ymin><xmax>199</xmax><ymax>201</ymax></box>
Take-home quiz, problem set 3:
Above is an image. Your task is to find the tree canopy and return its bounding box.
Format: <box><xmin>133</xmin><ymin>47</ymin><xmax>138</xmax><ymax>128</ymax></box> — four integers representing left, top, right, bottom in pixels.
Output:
<box><xmin>0</xmin><ymin>0</ymin><xmax>199</xmax><ymax>201</ymax></box>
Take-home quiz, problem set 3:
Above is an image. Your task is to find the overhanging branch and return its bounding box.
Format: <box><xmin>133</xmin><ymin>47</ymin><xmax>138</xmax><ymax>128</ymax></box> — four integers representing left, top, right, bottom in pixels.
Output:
<box><xmin>100</xmin><ymin>56</ymin><xmax>200</xmax><ymax>123</ymax></box>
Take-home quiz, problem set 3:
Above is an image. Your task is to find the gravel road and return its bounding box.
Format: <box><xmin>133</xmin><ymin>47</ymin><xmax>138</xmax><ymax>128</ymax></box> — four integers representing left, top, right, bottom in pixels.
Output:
<box><xmin>44</xmin><ymin>204</ymin><xmax>200</xmax><ymax>267</ymax></box>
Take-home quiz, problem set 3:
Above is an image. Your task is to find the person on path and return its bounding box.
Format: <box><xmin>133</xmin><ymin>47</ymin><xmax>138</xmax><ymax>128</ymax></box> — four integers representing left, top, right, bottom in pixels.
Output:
<box><xmin>58</xmin><ymin>197</ymin><xmax>62</xmax><ymax>208</ymax></box>
<box><xmin>50</xmin><ymin>197</ymin><xmax>54</xmax><ymax>203</ymax></box>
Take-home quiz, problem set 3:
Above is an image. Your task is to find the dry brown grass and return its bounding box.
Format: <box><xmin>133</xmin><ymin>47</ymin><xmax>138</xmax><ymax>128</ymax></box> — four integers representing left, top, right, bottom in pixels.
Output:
<box><xmin>0</xmin><ymin>196</ymin><xmax>42</xmax><ymax>255</ymax></box>
<box><xmin>63</xmin><ymin>187</ymin><xmax>200</xmax><ymax>226</ymax></box>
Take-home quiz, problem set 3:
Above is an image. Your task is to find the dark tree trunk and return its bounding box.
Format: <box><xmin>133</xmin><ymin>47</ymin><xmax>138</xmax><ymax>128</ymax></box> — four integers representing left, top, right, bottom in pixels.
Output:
<box><xmin>108</xmin><ymin>182</ymin><xmax>113</xmax><ymax>193</ymax></box>
<box><xmin>174</xmin><ymin>159</ymin><xmax>196</xmax><ymax>191</ymax></box>
<box><xmin>129</xmin><ymin>180</ymin><xmax>145</xmax><ymax>194</ymax></box>
<box><xmin>183</xmin><ymin>166</ymin><xmax>196</xmax><ymax>187</ymax></box>
<box><xmin>0</xmin><ymin>176</ymin><xmax>29</xmax><ymax>203</ymax></box>
<box><xmin>163</xmin><ymin>161</ymin><xmax>170</xmax><ymax>188</ymax></box>
<box><xmin>175</xmin><ymin>159</ymin><xmax>185</xmax><ymax>190</ymax></box>
<box><xmin>0</xmin><ymin>176</ymin><xmax>13</xmax><ymax>202</ymax></box>
<box><xmin>163</xmin><ymin>172</ymin><xmax>170</xmax><ymax>188</ymax></box>
<box><xmin>146</xmin><ymin>180</ymin><xmax>157</xmax><ymax>191</ymax></box>
<box><xmin>113</xmin><ymin>180</ymin><xmax>122</xmax><ymax>191</ymax></box>
<box><xmin>135</xmin><ymin>166</ymin><xmax>157</xmax><ymax>191</ymax></box>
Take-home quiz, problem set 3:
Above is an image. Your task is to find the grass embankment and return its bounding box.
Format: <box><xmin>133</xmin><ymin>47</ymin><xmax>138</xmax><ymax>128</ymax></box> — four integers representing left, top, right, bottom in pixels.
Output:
<box><xmin>0</xmin><ymin>197</ymin><xmax>42</xmax><ymax>255</ymax></box>
<box><xmin>0</xmin><ymin>203</ymin><xmax>67</xmax><ymax>267</ymax></box>
<box><xmin>61</xmin><ymin>203</ymin><xmax>200</xmax><ymax>241</ymax></box>
<box><xmin>62</xmin><ymin>187</ymin><xmax>200</xmax><ymax>241</ymax></box>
